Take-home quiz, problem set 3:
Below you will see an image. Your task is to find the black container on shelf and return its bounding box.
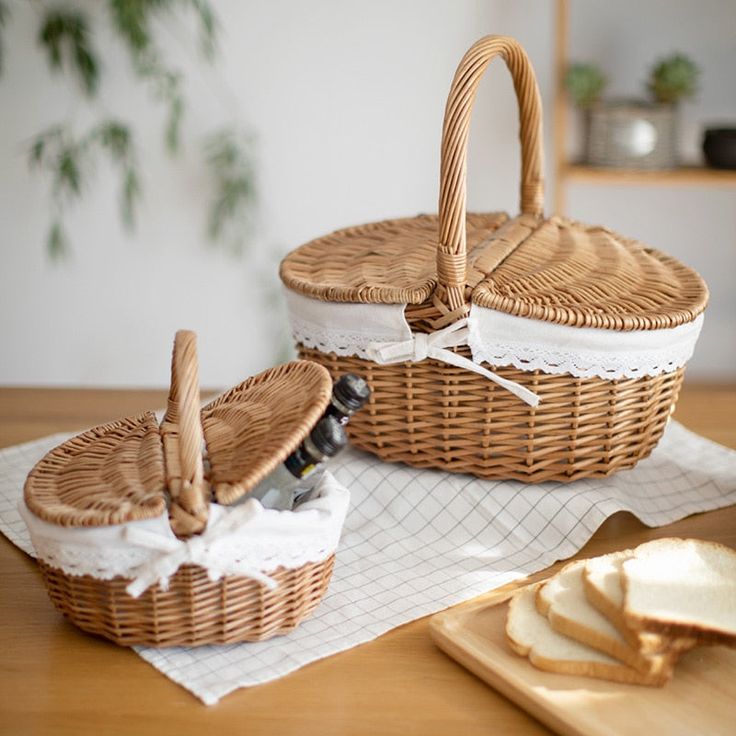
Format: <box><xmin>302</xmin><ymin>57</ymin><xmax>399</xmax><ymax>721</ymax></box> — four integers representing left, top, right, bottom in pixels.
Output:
<box><xmin>703</xmin><ymin>127</ymin><xmax>736</xmax><ymax>170</ymax></box>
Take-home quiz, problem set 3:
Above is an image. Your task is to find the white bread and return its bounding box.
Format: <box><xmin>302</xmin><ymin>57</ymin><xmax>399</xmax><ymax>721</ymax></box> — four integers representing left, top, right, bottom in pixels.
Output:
<box><xmin>505</xmin><ymin>583</ymin><xmax>669</xmax><ymax>686</ymax></box>
<box><xmin>537</xmin><ymin>560</ymin><xmax>675</xmax><ymax>676</ymax></box>
<box><xmin>583</xmin><ymin>549</ymin><xmax>671</xmax><ymax>653</ymax></box>
<box><xmin>623</xmin><ymin>538</ymin><xmax>736</xmax><ymax>646</ymax></box>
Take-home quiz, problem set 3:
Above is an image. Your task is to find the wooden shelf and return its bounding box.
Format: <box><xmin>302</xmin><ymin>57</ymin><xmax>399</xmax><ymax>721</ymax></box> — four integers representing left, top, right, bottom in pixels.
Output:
<box><xmin>563</xmin><ymin>164</ymin><xmax>736</xmax><ymax>187</ymax></box>
<box><xmin>553</xmin><ymin>0</ymin><xmax>736</xmax><ymax>211</ymax></box>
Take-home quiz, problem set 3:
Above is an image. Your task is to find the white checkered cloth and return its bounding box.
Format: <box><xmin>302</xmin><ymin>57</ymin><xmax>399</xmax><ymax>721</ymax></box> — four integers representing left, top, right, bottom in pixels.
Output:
<box><xmin>1</xmin><ymin>420</ymin><xmax>735</xmax><ymax>705</ymax></box>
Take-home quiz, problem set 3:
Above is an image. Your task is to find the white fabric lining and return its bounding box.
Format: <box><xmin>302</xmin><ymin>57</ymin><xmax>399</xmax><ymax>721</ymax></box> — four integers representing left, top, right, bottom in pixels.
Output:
<box><xmin>285</xmin><ymin>289</ymin><xmax>703</xmax><ymax>380</ymax></box>
<box><xmin>19</xmin><ymin>472</ymin><xmax>350</xmax><ymax>593</ymax></box>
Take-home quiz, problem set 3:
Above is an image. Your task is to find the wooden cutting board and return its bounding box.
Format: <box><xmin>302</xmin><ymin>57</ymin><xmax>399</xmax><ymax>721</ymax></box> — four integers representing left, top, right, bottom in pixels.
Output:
<box><xmin>430</xmin><ymin>583</ymin><xmax>736</xmax><ymax>736</ymax></box>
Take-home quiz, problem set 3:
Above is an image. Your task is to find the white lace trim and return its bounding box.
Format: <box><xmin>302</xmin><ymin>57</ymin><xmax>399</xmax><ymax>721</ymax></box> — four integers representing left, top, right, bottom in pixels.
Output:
<box><xmin>20</xmin><ymin>472</ymin><xmax>349</xmax><ymax>592</ymax></box>
<box><xmin>467</xmin><ymin>341</ymin><xmax>697</xmax><ymax>379</ymax></box>
<box><xmin>285</xmin><ymin>289</ymin><xmax>703</xmax><ymax>379</ymax></box>
<box><xmin>285</xmin><ymin>288</ymin><xmax>411</xmax><ymax>360</ymax></box>
<box><xmin>291</xmin><ymin>316</ymin><xmax>384</xmax><ymax>359</ymax></box>
<box><xmin>467</xmin><ymin>310</ymin><xmax>704</xmax><ymax>380</ymax></box>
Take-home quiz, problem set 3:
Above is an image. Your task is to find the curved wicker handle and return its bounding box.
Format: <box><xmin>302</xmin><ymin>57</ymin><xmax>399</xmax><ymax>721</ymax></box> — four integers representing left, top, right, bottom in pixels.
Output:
<box><xmin>162</xmin><ymin>330</ymin><xmax>209</xmax><ymax>538</ymax></box>
<box><xmin>437</xmin><ymin>35</ymin><xmax>544</xmax><ymax>313</ymax></box>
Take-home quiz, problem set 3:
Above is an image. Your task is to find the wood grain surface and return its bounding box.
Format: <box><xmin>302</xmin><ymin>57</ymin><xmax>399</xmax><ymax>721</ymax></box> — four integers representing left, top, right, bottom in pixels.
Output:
<box><xmin>431</xmin><ymin>582</ymin><xmax>736</xmax><ymax>736</ymax></box>
<box><xmin>0</xmin><ymin>383</ymin><xmax>734</xmax><ymax>735</ymax></box>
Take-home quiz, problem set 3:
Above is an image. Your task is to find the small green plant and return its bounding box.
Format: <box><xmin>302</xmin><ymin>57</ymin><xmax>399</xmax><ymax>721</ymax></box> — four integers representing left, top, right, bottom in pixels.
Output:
<box><xmin>564</xmin><ymin>63</ymin><xmax>607</xmax><ymax>108</ymax></box>
<box><xmin>648</xmin><ymin>53</ymin><xmax>699</xmax><ymax>104</ymax></box>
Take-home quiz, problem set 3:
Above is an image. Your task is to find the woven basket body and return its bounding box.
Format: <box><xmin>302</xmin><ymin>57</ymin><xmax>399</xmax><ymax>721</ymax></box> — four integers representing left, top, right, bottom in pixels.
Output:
<box><xmin>38</xmin><ymin>557</ymin><xmax>335</xmax><ymax>647</ymax></box>
<box><xmin>280</xmin><ymin>36</ymin><xmax>707</xmax><ymax>483</ymax></box>
<box><xmin>298</xmin><ymin>347</ymin><xmax>684</xmax><ymax>482</ymax></box>
<box><xmin>24</xmin><ymin>334</ymin><xmax>342</xmax><ymax>646</ymax></box>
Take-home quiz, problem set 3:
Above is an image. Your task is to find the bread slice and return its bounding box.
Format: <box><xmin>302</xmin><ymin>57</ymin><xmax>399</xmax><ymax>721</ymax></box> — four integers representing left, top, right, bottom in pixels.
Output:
<box><xmin>623</xmin><ymin>538</ymin><xmax>736</xmax><ymax>647</ymax></box>
<box><xmin>537</xmin><ymin>560</ymin><xmax>675</xmax><ymax>676</ymax></box>
<box><xmin>505</xmin><ymin>583</ymin><xmax>669</xmax><ymax>686</ymax></box>
<box><xmin>584</xmin><ymin>550</ymin><xmax>671</xmax><ymax>653</ymax></box>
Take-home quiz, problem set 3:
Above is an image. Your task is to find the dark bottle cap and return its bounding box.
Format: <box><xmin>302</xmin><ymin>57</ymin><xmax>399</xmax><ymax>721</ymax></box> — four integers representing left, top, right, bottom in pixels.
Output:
<box><xmin>333</xmin><ymin>373</ymin><xmax>371</xmax><ymax>413</ymax></box>
<box><xmin>308</xmin><ymin>415</ymin><xmax>348</xmax><ymax>458</ymax></box>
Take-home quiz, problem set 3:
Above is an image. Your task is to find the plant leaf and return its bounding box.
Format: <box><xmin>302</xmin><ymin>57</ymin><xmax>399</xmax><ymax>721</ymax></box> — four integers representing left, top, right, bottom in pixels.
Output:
<box><xmin>121</xmin><ymin>165</ymin><xmax>141</xmax><ymax>230</ymax></box>
<box><xmin>107</xmin><ymin>0</ymin><xmax>154</xmax><ymax>56</ymax></box>
<box><xmin>56</xmin><ymin>147</ymin><xmax>83</xmax><ymax>198</ymax></box>
<box><xmin>0</xmin><ymin>0</ymin><xmax>10</xmax><ymax>75</ymax></box>
<box><xmin>205</xmin><ymin>129</ymin><xmax>256</xmax><ymax>253</ymax></box>
<box><xmin>190</xmin><ymin>0</ymin><xmax>216</xmax><ymax>59</ymax></box>
<box><xmin>38</xmin><ymin>9</ymin><xmax>99</xmax><ymax>96</ymax></box>
<box><xmin>165</xmin><ymin>91</ymin><xmax>184</xmax><ymax>153</ymax></box>
<box><xmin>48</xmin><ymin>220</ymin><xmax>70</xmax><ymax>260</ymax></box>
<box><xmin>92</xmin><ymin>120</ymin><xmax>132</xmax><ymax>161</ymax></box>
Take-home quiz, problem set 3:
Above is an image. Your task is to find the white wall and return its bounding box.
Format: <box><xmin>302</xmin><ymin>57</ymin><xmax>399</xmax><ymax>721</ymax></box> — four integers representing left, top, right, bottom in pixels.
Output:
<box><xmin>0</xmin><ymin>0</ymin><xmax>733</xmax><ymax>388</ymax></box>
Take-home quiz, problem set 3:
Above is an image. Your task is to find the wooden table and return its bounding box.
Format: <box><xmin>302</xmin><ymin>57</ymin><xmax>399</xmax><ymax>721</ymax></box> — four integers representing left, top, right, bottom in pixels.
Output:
<box><xmin>1</xmin><ymin>385</ymin><xmax>734</xmax><ymax>736</ymax></box>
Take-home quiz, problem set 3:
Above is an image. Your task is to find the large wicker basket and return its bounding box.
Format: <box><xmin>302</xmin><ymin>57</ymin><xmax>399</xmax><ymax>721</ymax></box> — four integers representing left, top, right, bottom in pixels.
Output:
<box><xmin>22</xmin><ymin>331</ymin><xmax>347</xmax><ymax>646</ymax></box>
<box><xmin>280</xmin><ymin>35</ymin><xmax>708</xmax><ymax>483</ymax></box>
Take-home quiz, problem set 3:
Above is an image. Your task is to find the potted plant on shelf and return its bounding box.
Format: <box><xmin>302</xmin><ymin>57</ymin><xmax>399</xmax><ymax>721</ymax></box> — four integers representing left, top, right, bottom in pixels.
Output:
<box><xmin>566</xmin><ymin>53</ymin><xmax>699</xmax><ymax>170</ymax></box>
<box><xmin>564</xmin><ymin>63</ymin><xmax>607</xmax><ymax>158</ymax></box>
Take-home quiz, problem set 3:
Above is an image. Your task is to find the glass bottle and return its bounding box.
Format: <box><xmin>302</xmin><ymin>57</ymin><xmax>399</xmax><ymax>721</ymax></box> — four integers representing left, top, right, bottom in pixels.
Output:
<box><xmin>246</xmin><ymin>415</ymin><xmax>347</xmax><ymax>510</ymax></box>
<box><xmin>325</xmin><ymin>373</ymin><xmax>371</xmax><ymax>424</ymax></box>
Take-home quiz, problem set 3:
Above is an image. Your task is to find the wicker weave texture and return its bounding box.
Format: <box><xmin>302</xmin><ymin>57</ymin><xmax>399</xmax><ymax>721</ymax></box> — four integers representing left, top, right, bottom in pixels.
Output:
<box><xmin>161</xmin><ymin>330</ymin><xmax>210</xmax><ymax>538</ymax></box>
<box><xmin>298</xmin><ymin>345</ymin><xmax>684</xmax><ymax>483</ymax></box>
<box><xmin>280</xmin><ymin>212</ymin><xmax>509</xmax><ymax>305</ymax></box>
<box><xmin>282</xmin><ymin>212</ymin><xmax>707</xmax><ymax>331</ymax></box>
<box><xmin>202</xmin><ymin>361</ymin><xmax>332</xmax><ymax>505</ymax></box>
<box><xmin>24</xmin><ymin>333</ymin><xmax>339</xmax><ymax>647</ymax></box>
<box><xmin>38</xmin><ymin>556</ymin><xmax>335</xmax><ymax>646</ymax></box>
<box><xmin>471</xmin><ymin>216</ymin><xmax>707</xmax><ymax>330</ymax></box>
<box><xmin>24</xmin><ymin>412</ymin><xmax>166</xmax><ymax>527</ymax></box>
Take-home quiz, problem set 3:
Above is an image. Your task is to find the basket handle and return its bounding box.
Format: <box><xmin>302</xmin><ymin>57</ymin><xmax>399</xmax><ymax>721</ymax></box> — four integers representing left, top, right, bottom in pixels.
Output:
<box><xmin>162</xmin><ymin>330</ymin><xmax>209</xmax><ymax>538</ymax></box>
<box><xmin>437</xmin><ymin>35</ymin><xmax>544</xmax><ymax>314</ymax></box>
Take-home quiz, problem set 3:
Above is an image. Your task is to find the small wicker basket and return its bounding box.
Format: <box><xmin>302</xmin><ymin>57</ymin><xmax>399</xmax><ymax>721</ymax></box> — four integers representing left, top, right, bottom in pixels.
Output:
<box><xmin>280</xmin><ymin>35</ymin><xmax>708</xmax><ymax>483</ymax></box>
<box><xmin>22</xmin><ymin>331</ymin><xmax>345</xmax><ymax>647</ymax></box>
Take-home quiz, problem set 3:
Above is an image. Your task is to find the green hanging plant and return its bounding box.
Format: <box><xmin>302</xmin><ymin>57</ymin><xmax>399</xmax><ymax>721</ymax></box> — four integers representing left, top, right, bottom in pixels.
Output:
<box><xmin>1</xmin><ymin>0</ymin><xmax>255</xmax><ymax>259</ymax></box>
<box><xmin>29</xmin><ymin>121</ymin><xmax>141</xmax><ymax>257</ymax></box>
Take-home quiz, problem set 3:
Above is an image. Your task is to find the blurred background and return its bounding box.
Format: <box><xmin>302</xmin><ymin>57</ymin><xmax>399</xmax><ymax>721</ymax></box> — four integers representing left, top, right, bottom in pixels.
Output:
<box><xmin>1</xmin><ymin>0</ymin><xmax>734</xmax><ymax>389</ymax></box>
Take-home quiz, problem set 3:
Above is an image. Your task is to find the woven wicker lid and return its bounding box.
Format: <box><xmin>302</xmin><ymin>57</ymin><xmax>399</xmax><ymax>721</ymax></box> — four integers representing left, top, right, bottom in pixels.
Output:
<box><xmin>24</xmin><ymin>412</ymin><xmax>166</xmax><ymax>528</ymax></box>
<box><xmin>281</xmin><ymin>212</ymin><xmax>509</xmax><ymax>305</ymax></box>
<box><xmin>203</xmin><ymin>360</ymin><xmax>333</xmax><ymax>505</ymax></box>
<box><xmin>281</xmin><ymin>212</ymin><xmax>708</xmax><ymax>330</ymax></box>
<box><xmin>24</xmin><ymin>337</ymin><xmax>333</xmax><ymax>533</ymax></box>
<box><xmin>280</xmin><ymin>36</ymin><xmax>708</xmax><ymax>331</ymax></box>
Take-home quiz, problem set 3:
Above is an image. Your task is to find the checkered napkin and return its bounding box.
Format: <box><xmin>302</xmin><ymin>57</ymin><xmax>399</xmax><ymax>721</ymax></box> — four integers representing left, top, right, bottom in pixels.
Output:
<box><xmin>1</xmin><ymin>421</ymin><xmax>735</xmax><ymax>705</ymax></box>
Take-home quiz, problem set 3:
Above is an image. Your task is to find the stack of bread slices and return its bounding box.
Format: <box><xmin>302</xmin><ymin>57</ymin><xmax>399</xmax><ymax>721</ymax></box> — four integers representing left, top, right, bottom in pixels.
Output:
<box><xmin>506</xmin><ymin>538</ymin><xmax>736</xmax><ymax>686</ymax></box>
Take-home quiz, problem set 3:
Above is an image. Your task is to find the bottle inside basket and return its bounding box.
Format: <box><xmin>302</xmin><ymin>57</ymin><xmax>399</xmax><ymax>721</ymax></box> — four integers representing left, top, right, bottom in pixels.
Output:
<box><xmin>246</xmin><ymin>414</ymin><xmax>347</xmax><ymax>510</ymax></box>
<box><xmin>325</xmin><ymin>373</ymin><xmax>371</xmax><ymax>425</ymax></box>
<box><xmin>292</xmin><ymin>373</ymin><xmax>370</xmax><ymax>504</ymax></box>
<box><xmin>247</xmin><ymin>374</ymin><xmax>369</xmax><ymax>510</ymax></box>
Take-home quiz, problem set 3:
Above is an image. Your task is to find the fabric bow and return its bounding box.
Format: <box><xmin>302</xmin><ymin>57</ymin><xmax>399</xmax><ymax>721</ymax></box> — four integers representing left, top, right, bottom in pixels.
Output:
<box><xmin>367</xmin><ymin>318</ymin><xmax>540</xmax><ymax>407</ymax></box>
<box><xmin>124</xmin><ymin>499</ymin><xmax>278</xmax><ymax>598</ymax></box>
